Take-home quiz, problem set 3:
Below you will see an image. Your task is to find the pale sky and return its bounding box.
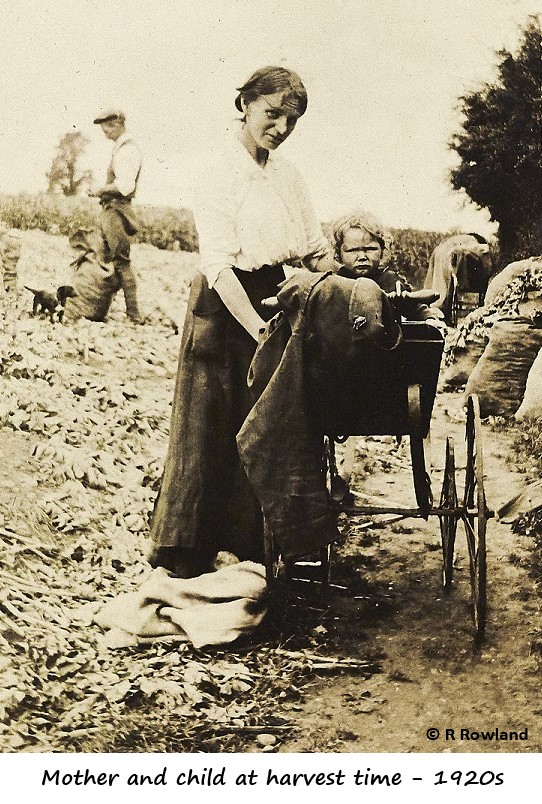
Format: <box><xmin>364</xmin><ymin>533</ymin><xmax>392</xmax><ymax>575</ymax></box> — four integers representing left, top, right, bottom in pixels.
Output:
<box><xmin>0</xmin><ymin>0</ymin><xmax>538</xmax><ymax>236</ymax></box>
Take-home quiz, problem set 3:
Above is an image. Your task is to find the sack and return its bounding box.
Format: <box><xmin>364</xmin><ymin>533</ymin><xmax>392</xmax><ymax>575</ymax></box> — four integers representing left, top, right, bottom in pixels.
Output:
<box><xmin>515</xmin><ymin>347</ymin><xmax>542</xmax><ymax>420</ymax></box>
<box><xmin>63</xmin><ymin>257</ymin><xmax>120</xmax><ymax>323</ymax></box>
<box><xmin>442</xmin><ymin>334</ymin><xmax>488</xmax><ymax>389</ymax></box>
<box><xmin>62</xmin><ymin>228</ymin><xmax>119</xmax><ymax>323</ymax></box>
<box><xmin>484</xmin><ymin>259</ymin><xmax>537</xmax><ymax>306</ymax></box>
<box><xmin>465</xmin><ymin>318</ymin><xmax>542</xmax><ymax>417</ymax></box>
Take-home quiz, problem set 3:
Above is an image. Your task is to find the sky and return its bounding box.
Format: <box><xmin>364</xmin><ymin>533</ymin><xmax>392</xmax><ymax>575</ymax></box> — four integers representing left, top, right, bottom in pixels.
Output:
<box><xmin>0</xmin><ymin>0</ymin><xmax>538</xmax><ymax>236</ymax></box>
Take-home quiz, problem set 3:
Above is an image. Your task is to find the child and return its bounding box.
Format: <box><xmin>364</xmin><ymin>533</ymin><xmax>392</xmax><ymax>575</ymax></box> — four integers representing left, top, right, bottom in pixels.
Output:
<box><xmin>331</xmin><ymin>208</ymin><xmax>442</xmax><ymax>493</ymax></box>
<box><xmin>333</xmin><ymin>208</ymin><xmax>442</xmax><ymax>320</ymax></box>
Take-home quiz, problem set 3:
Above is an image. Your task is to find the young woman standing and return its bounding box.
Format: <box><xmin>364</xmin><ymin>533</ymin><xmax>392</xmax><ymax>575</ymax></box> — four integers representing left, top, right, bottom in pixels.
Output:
<box><xmin>149</xmin><ymin>66</ymin><xmax>334</xmax><ymax>578</ymax></box>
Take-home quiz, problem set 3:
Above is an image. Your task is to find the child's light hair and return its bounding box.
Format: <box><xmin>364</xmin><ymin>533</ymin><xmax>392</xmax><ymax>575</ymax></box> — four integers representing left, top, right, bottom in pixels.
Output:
<box><xmin>332</xmin><ymin>208</ymin><xmax>392</xmax><ymax>260</ymax></box>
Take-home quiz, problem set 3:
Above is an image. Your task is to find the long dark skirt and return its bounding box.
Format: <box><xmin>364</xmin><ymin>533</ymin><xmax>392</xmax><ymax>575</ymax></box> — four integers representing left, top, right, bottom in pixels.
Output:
<box><xmin>149</xmin><ymin>265</ymin><xmax>285</xmax><ymax>564</ymax></box>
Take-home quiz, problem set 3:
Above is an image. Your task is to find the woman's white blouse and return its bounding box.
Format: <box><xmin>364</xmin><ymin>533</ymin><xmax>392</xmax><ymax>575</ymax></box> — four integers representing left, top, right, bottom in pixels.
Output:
<box><xmin>193</xmin><ymin>132</ymin><xmax>330</xmax><ymax>288</ymax></box>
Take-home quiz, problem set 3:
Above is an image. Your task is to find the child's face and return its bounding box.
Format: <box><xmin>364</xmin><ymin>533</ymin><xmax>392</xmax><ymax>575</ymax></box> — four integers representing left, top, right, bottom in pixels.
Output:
<box><xmin>339</xmin><ymin>227</ymin><xmax>383</xmax><ymax>278</ymax></box>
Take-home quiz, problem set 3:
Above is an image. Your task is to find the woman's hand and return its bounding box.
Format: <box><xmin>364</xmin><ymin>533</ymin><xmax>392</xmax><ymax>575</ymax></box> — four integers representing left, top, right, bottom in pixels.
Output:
<box><xmin>213</xmin><ymin>268</ymin><xmax>266</xmax><ymax>341</ymax></box>
<box><xmin>261</xmin><ymin>296</ymin><xmax>281</xmax><ymax>313</ymax></box>
<box><xmin>304</xmin><ymin>248</ymin><xmax>340</xmax><ymax>273</ymax></box>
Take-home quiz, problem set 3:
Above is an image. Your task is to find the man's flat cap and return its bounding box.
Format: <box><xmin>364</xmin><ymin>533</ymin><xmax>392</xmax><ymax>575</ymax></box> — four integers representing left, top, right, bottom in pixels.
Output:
<box><xmin>93</xmin><ymin>107</ymin><xmax>125</xmax><ymax>124</ymax></box>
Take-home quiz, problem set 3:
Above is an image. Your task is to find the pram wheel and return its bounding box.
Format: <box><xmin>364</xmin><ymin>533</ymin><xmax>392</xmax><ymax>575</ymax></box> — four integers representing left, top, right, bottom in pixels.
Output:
<box><xmin>463</xmin><ymin>394</ymin><xmax>488</xmax><ymax>639</ymax></box>
<box><xmin>408</xmin><ymin>384</ymin><xmax>433</xmax><ymax>518</ymax></box>
<box><xmin>439</xmin><ymin>436</ymin><xmax>458</xmax><ymax>591</ymax></box>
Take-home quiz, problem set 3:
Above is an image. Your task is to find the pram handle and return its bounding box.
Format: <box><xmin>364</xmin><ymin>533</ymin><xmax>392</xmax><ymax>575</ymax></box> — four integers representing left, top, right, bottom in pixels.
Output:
<box><xmin>260</xmin><ymin>288</ymin><xmax>441</xmax><ymax>316</ymax></box>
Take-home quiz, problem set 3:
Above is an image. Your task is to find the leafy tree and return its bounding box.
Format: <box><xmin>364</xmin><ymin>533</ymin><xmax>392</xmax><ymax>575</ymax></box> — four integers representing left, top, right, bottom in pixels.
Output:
<box><xmin>450</xmin><ymin>16</ymin><xmax>542</xmax><ymax>264</ymax></box>
<box><xmin>46</xmin><ymin>131</ymin><xmax>93</xmax><ymax>196</ymax></box>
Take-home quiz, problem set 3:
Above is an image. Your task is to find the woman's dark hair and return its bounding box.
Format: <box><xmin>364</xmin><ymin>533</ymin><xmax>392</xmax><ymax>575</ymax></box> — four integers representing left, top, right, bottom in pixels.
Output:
<box><xmin>235</xmin><ymin>66</ymin><xmax>308</xmax><ymax>116</ymax></box>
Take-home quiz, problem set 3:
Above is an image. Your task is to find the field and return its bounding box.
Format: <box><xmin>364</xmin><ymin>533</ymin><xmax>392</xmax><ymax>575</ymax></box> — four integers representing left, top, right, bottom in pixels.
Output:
<box><xmin>0</xmin><ymin>193</ymin><xmax>199</xmax><ymax>253</ymax></box>
<box><xmin>0</xmin><ymin>209</ymin><xmax>539</xmax><ymax>755</ymax></box>
<box><xmin>0</xmin><ymin>192</ymin><xmax>456</xmax><ymax>287</ymax></box>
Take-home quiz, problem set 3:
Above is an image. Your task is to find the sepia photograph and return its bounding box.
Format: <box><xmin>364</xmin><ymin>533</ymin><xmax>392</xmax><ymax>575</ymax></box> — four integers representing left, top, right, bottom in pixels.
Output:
<box><xmin>0</xmin><ymin>0</ymin><xmax>540</xmax><ymax>775</ymax></box>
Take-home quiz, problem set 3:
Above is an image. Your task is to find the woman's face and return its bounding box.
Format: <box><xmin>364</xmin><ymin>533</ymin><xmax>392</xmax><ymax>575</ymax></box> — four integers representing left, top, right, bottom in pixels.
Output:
<box><xmin>340</xmin><ymin>227</ymin><xmax>384</xmax><ymax>278</ymax></box>
<box><xmin>242</xmin><ymin>91</ymin><xmax>301</xmax><ymax>151</ymax></box>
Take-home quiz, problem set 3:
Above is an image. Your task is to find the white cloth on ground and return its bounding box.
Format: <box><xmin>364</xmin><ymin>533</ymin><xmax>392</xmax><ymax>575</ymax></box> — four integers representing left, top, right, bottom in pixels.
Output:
<box><xmin>94</xmin><ymin>561</ymin><xmax>268</xmax><ymax>649</ymax></box>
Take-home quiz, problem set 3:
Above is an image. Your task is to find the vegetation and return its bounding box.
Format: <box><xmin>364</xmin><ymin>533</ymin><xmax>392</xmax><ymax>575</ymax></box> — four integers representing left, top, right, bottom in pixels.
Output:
<box><xmin>46</xmin><ymin>132</ymin><xmax>93</xmax><ymax>197</ymax></box>
<box><xmin>449</xmin><ymin>16</ymin><xmax>542</xmax><ymax>264</ymax></box>
<box><xmin>510</xmin><ymin>419</ymin><xmax>542</xmax><ymax>592</ymax></box>
<box><xmin>0</xmin><ymin>193</ymin><xmax>199</xmax><ymax>253</ymax></box>
<box><xmin>388</xmin><ymin>227</ymin><xmax>443</xmax><ymax>288</ymax></box>
<box><xmin>0</xmin><ymin>231</ymin><xmax>384</xmax><ymax>752</ymax></box>
<box><xmin>0</xmin><ymin>237</ymin><xmax>275</xmax><ymax>752</ymax></box>
<box><xmin>0</xmin><ymin>192</ymin><xmax>452</xmax><ymax>282</ymax></box>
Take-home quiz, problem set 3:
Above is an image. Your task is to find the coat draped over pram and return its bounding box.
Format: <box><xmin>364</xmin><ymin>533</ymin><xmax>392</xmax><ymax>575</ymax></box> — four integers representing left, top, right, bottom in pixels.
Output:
<box><xmin>236</xmin><ymin>271</ymin><xmax>401</xmax><ymax>558</ymax></box>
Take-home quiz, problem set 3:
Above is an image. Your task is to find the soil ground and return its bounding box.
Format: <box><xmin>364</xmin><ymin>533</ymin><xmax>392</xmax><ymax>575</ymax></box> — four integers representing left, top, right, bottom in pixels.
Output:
<box><xmin>1</xmin><ymin>230</ymin><xmax>540</xmax><ymax>754</ymax></box>
<box><xmin>1</xmin><ymin>356</ymin><xmax>540</xmax><ymax>755</ymax></box>
<box><xmin>278</xmin><ymin>391</ymin><xmax>541</xmax><ymax>753</ymax></box>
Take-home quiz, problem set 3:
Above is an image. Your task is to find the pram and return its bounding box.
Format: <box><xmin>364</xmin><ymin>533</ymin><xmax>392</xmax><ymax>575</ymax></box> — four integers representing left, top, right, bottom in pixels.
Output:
<box><xmin>264</xmin><ymin>313</ymin><xmax>492</xmax><ymax>640</ymax></box>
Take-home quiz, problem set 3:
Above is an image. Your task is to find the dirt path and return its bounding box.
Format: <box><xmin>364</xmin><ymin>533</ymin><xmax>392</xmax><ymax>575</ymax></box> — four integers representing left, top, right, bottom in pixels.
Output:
<box><xmin>279</xmin><ymin>391</ymin><xmax>541</xmax><ymax>753</ymax></box>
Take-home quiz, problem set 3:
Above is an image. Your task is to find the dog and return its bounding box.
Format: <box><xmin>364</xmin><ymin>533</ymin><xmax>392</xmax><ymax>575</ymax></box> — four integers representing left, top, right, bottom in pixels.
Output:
<box><xmin>56</xmin><ymin>285</ymin><xmax>78</xmax><ymax>322</ymax></box>
<box><xmin>25</xmin><ymin>285</ymin><xmax>78</xmax><ymax>323</ymax></box>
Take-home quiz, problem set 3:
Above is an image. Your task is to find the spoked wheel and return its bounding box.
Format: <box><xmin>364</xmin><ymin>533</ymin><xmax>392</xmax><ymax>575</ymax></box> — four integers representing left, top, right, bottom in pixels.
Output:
<box><xmin>443</xmin><ymin>274</ymin><xmax>459</xmax><ymax>326</ymax></box>
<box><xmin>264</xmin><ymin>520</ymin><xmax>331</xmax><ymax>589</ymax></box>
<box><xmin>439</xmin><ymin>436</ymin><xmax>458</xmax><ymax>592</ymax></box>
<box><xmin>450</xmin><ymin>277</ymin><xmax>460</xmax><ymax>327</ymax></box>
<box><xmin>408</xmin><ymin>384</ymin><xmax>433</xmax><ymax>518</ymax></box>
<box><xmin>463</xmin><ymin>394</ymin><xmax>488</xmax><ymax>639</ymax></box>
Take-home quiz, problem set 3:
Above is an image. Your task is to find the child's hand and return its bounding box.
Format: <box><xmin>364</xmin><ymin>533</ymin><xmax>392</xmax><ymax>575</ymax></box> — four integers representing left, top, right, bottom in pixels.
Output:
<box><xmin>425</xmin><ymin>317</ymin><xmax>448</xmax><ymax>335</ymax></box>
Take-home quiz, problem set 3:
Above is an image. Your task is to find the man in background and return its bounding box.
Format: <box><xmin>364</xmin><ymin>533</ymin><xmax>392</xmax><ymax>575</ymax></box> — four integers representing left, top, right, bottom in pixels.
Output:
<box><xmin>92</xmin><ymin>108</ymin><xmax>143</xmax><ymax>323</ymax></box>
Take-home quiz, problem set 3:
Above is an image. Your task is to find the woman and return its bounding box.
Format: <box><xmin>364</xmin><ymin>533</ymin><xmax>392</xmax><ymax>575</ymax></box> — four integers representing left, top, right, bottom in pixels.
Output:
<box><xmin>149</xmin><ymin>66</ymin><xmax>335</xmax><ymax>578</ymax></box>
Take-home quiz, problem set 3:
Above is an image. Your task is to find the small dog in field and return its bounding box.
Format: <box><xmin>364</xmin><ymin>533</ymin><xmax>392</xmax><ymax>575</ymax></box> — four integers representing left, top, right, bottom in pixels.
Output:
<box><xmin>25</xmin><ymin>285</ymin><xmax>78</xmax><ymax>323</ymax></box>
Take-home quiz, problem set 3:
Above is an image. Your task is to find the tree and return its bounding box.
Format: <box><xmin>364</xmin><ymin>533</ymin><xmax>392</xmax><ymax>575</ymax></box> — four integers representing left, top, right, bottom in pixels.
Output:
<box><xmin>449</xmin><ymin>16</ymin><xmax>542</xmax><ymax>264</ymax></box>
<box><xmin>46</xmin><ymin>131</ymin><xmax>93</xmax><ymax>196</ymax></box>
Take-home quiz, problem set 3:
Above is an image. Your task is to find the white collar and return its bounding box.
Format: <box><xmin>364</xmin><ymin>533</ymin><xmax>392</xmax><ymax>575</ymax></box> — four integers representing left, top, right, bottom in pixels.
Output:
<box><xmin>112</xmin><ymin>131</ymin><xmax>131</xmax><ymax>152</ymax></box>
<box><xmin>228</xmin><ymin>122</ymin><xmax>279</xmax><ymax>174</ymax></box>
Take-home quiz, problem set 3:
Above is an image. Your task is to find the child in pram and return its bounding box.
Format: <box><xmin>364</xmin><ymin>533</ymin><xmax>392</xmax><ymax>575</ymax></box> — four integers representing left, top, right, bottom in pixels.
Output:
<box><xmin>331</xmin><ymin>208</ymin><xmax>443</xmax><ymax>493</ymax></box>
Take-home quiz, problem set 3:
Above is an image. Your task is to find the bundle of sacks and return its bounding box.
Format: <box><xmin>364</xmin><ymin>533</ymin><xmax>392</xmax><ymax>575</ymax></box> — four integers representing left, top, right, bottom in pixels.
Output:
<box><xmin>62</xmin><ymin>228</ymin><xmax>121</xmax><ymax>323</ymax></box>
<box><xmin>443</xmin><ymin>256</ymin><xmax>542</xmax><ymax>419</ymax></box>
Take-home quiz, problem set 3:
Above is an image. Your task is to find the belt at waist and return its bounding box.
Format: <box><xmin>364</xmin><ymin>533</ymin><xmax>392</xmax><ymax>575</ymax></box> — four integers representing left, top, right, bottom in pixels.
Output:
<box><xmin>232</xmin><ymin>264</ymin><xmax>286</xmax><ymax>321</ymax></box>
<box><xmin>99</xmin><ymin>194</ymin><xmax>134</xmax><ymax>207</ymax></box>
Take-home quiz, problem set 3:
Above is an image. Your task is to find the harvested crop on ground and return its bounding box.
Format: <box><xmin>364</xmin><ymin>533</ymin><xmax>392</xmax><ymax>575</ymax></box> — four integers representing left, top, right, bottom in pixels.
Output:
<box><xmin>445</xmin><ymin>256</ymin><xmax>542</xmax><ymax>367</ymax></box>
<box><xmin>1</xmin><ymin>229</ymin><xmax>541</xmax><ymax>755</ymax></box>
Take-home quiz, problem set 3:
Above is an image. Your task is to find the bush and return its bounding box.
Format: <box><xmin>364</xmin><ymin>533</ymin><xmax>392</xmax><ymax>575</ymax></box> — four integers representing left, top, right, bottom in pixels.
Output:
<box><xmin>388</xmin><ymin>228</ymin><xmax>443</xmax><ymax>288</ymax></box>
<box><xmin>135</xmin><ymin>204</ymin><xmax>198</xmax><ymax>252</ymax></box>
